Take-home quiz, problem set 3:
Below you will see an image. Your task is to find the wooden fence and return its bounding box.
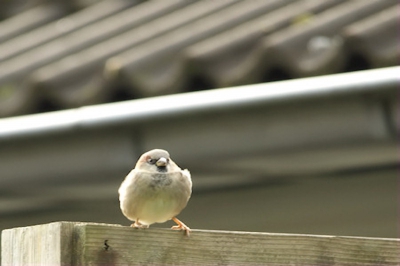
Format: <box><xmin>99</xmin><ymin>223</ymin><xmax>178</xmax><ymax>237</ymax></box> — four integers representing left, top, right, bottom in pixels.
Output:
<box><xmin>2</xmin><ymin>222</ymin><xmax>399</xmax><ymax>265</ymax></box>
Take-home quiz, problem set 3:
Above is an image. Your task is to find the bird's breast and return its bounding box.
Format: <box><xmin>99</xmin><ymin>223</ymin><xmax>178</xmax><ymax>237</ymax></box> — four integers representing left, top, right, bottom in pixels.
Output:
<box><xmin>148</xmin><ymin>173</ymin><xmax>172</xmax><ymax>189</ymax></box>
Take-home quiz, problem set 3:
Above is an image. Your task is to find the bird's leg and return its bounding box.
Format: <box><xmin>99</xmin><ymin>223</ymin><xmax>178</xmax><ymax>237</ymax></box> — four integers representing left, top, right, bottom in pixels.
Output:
<box><xmin>131</xmin><ymin>220</ymin><xmax>149</xmax><ymax>229</ymax></box>
<box><xmin>131</xmin><ymin>221</ymin><xmax>141</xmax><ymax>228</ymax></box>
<box><xmin>171</xmin><ymin>217</ymin><xmax>191</xmax><ymax>236</ymax></box>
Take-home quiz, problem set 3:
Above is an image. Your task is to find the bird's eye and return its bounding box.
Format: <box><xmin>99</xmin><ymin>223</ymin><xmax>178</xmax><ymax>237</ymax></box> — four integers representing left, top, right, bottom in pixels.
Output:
<box><xmin>147</xmin><ymin>158</ymin><xmax>157</xmax><ymax>165</ymax></box>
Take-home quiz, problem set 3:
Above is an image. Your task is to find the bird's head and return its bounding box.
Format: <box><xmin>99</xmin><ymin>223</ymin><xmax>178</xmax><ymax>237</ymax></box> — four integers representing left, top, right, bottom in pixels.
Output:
<box><xmin>136</xmin><ymin>149</ymin><xmax>172</xmax><ymax>173</ymax></box>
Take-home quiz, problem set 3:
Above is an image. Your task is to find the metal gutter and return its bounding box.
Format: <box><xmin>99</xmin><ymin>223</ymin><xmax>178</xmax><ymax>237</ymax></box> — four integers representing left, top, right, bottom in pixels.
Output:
<box><xmin>0</xmin><ymin>66</ymin><xmax>398</xmax><ymax>141</ymax></box>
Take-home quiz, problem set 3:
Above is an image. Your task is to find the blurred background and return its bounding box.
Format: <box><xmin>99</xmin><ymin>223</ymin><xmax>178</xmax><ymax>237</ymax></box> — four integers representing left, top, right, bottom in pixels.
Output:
<box><xmin>0</xmin><ymin>0</ymin><xmax>399</xmax><ymax>247</ymax></box>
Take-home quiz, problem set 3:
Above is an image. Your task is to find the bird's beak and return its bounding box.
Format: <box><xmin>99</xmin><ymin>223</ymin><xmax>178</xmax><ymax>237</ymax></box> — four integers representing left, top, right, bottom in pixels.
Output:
<box><xmin>156</xmin><ymin>157</ymin><xmax>168</xmax><ymax>167</ymax></box>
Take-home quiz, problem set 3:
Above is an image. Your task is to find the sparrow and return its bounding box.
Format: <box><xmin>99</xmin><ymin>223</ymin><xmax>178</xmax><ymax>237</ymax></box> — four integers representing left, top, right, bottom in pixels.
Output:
<box><xmin>118</xmin><ymin>149</ymin><xmax>192</xmax><ymax>236</ymax></box>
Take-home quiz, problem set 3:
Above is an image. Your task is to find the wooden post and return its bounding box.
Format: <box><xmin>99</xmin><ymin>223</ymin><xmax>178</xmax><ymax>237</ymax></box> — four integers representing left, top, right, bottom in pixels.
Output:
<box><xmin>2</xmin><ymin>222</ymin><xmax>400</xmax><ymax>265</ymax></box>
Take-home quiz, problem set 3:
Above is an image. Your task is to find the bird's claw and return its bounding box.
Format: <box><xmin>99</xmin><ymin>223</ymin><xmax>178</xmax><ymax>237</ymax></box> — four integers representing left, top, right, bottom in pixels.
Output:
<box><xmin>171</xmin><ymin>225</ymin><xmax>191</xmax><ymax>236</ymax></box>
<box><xmin>171</xmin><ymin>217</ymin><xmax>191</xmax><ymax>236</ymax></box>
<box><xmin>131</xmin><ymin>221</ymin><xmax>149</xmax><ymax>229</ymax></box>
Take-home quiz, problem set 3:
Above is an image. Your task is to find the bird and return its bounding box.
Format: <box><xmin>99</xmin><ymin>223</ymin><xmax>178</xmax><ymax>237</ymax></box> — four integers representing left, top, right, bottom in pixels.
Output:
<box><xmin>118</xmin><ymin>149</ymin><xmax>192</xmax><ymax>236</ymax></box>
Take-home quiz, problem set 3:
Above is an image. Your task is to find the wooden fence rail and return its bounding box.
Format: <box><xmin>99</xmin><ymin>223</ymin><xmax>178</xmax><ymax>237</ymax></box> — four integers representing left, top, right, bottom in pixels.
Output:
<box><xmin>2</xmin><ymin>222</ymin><xmax>400</xmax><ymax>265</ymax></box>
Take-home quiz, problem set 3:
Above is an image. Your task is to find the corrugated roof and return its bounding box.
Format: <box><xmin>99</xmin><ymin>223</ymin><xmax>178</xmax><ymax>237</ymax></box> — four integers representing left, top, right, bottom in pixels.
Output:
<box><xmin>186</xmin><ymin>0</ymin><xmax>347</xmax><ymax>86</ymax></box>
<box><xmin>343</xmin><ymin>5</ymin><xmax>399</xmax><ymax>68</ymax></box>
<box><xmin>0</xmin><ymin>0</ymin><xmax>138</xmax><ymax>62</ymax></box>
<box><xmin>0</xmin><ymin>0</ymin><xmax>398</xmax><ymax>118</ymax></box>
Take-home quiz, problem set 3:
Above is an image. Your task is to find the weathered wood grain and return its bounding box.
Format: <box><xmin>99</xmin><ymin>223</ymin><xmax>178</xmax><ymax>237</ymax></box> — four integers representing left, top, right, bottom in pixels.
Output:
<box><xmin>1</xmin><ymin>222</ymin><xmax>76</xmax><ymax>266</ymax></box>
<box><xmin>2</xmin><ymin>222</ymin><xmax>400</xmax><ymax>265</ymax></box>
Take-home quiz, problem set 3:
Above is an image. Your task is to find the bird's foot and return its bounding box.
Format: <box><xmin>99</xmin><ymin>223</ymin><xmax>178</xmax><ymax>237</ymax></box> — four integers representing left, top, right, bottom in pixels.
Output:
<box><xmin>131</xmin><ymin>221</ymin><xmax>149</xmax><ymax>229</ymax></box>
<box><xmin>171</xmin><ymin>217</ymin><xmax>191</xmax><ymax>236</ymax></box>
